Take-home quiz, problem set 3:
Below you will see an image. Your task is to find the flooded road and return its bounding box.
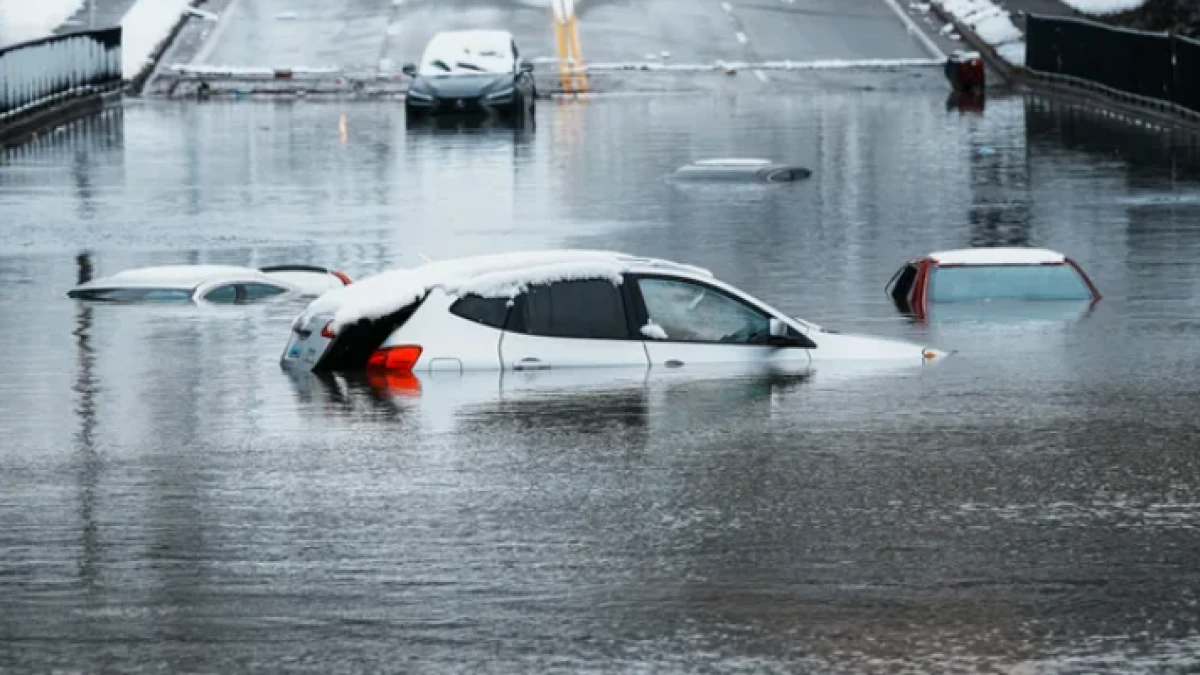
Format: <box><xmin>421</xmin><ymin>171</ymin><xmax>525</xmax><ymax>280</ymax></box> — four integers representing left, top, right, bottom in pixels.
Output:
<box><xmin>4</xmin><ymin>91</ymin><xmax>1200</xmax><ymax>672</ymax></box>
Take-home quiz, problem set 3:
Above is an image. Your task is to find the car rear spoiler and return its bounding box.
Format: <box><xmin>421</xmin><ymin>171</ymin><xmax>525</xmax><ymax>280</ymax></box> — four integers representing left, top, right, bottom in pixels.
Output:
<box><xmin>259</xmin><ymin>264</ymin><xmax>352</xmax><ymax>285</ymax></box>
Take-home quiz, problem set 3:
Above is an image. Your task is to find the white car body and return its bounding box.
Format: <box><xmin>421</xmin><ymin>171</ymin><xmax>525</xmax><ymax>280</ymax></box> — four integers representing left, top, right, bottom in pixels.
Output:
<box><xmin>280</xmin><ymin>251</ymin><xmax>947</xmax><ymax>375</ymax></box>
<box><xmin>68</xmin><ymin>264</ymin><xmax>352</xmax><ymax>304</ymax></box>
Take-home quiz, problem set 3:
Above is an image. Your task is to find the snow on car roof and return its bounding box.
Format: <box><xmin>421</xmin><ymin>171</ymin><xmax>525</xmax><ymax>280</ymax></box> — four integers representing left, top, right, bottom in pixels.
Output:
<box><xmin>76</xmin><ymin>265</ymin><xmax>271</xmax><ymax>289</ymax></box>
<box><xmin>420</xmin><ymin>30</ymin><xmax>514</xmax><ymax>74</ymax></box>
<box><xmin>928</xmin><ymin>248</ymin><xmax>1067</xmax><ymax>265</ymax></box>
<box><xmin>692</xmin><ymin>158</ymin><xmax>774</xmax><ymax>167</ymax></box>
<box><xmin>305</xmin><ymin>250</ymin><xmax>713</xmax><ymax>332</ymax></box>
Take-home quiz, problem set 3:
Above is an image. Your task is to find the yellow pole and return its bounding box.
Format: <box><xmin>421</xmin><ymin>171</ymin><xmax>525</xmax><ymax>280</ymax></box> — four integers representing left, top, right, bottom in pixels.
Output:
<box><xmin>554</xmin><ymin>19</ymin><xmax>573</xmax><ymax>94</ymax></box>
<box><xmin>567</xmin><ymin>14</ymin><xmax>588</xmax><ymax>93</ymax></box>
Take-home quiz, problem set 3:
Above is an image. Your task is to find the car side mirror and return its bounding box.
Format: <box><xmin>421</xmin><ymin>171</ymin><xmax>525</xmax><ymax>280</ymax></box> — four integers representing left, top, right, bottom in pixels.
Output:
<box><xmin>520</xmin><ymin>62</ymin><xmax>534</xmax><ymax>73</ymax></box>
<box><xmin>402</xmin><ymin>64</ymin><xmax>417</xmax><ymax>77</ymax></box>
<box><xmin>769</xmin><ymin>318</ymin><xmax>788</xmax><ymax>339</ymax></box>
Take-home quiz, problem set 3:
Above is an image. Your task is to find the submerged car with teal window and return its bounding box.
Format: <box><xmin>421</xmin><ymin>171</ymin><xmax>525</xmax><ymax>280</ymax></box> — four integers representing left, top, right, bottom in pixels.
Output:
<box><xmin>886</xmin><ymin>248</ymin><xmax>1101</xmax><ymax>321</ymax></box>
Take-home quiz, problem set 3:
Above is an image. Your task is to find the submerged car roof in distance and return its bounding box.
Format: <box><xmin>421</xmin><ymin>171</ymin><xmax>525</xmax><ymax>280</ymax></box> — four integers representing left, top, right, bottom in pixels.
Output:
<box><xmin>673</xmin><ymin>158</ymin><xmax>811</xmax><ymax>183</ymax></box>
<box><xmin>928</xmin><ymin>248</ymin><xmax>1067</xmax><ymax>266</ymax></box>
<box><xmin>75</xmin><ymin>265</ymin><xmax>273</xmax><ymax>290</ymax></box>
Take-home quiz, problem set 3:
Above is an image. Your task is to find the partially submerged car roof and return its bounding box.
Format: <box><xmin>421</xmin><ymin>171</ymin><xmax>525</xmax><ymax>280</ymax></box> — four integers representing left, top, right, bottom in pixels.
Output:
<box><xmin>672</xmin><ymin>158</ymin><xmax>811</xmax><ymax>183</ymax></box>
<box><xmin>927</xmin><ymin>248</ymin><xmax>1067</xmax><ymax>265</ymax></box>
<box><xmin>302</xmin><ymin>250</ymin><xmax>716</xmax><ymax>333</ymax></box>
<box><xmin>76</xmin><ymin>265</ymin><xmax>270</xmax><ymax>290</ymax></box>
<box><xmin>69</xmin><ymin>264</ymin><xmax>351</xmax><ymax>293</ymax></box>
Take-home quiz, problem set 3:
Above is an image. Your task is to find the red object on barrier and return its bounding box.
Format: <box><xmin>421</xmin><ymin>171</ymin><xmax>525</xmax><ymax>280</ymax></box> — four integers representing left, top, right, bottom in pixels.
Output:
<box><xmin>944</xmin><ymin>51</ymin><xmax>985</xmax><ymax>92</ymax></box>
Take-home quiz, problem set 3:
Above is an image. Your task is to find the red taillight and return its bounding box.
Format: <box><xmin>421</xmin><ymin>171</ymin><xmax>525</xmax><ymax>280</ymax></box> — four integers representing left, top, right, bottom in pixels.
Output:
<box><xmin>366</xmin><ymin>345</ymin><xmax>423</xmax><ymax>373</ymax></box>
<box><xmin>331</xmin><ymin>270</ymin><xmax>352</xmax><ymax>285</ymax></box>
<box><xmin>320</xmin><ymin>321</ymin><xmax>337</xmax><ymax>338</ymax></box>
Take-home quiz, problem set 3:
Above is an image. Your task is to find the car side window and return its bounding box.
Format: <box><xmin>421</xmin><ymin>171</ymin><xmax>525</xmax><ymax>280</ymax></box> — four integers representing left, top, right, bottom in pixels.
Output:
<box><xmin>890</xmin><ymin>264</ymin><xmax>918</xmax><ymax>302</ymax></box>
<box><xmin>514</xmin><ymin>279</ymin><xmax>631</xmax><ymax>340</ymax></box>
<box><xmin>636</xmin><ymin>277</ymin><xmax>774</xmax><ymax>344</ymax></box>
<box><xmin>242</xmin><ymin>283</ymin><xmax>287</xmax><ymax>301</ymax></box>
<box><xmin>449</xmin><ymin>294</ymin><xmax>512</xmax><ymax>329</ymax></box>
<box><xmin>202</xmin><ymin>284</ymin><xmax>239</xmax><ymax>304</ymax></box>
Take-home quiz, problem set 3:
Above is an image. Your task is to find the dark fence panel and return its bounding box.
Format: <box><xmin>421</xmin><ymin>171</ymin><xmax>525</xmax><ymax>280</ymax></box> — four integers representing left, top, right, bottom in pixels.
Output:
<box><xmin>1023</xmin><ymin>13</ymin><xmax>1200</xmax><ymax>116</ymax></box>
<box><xmin>0</xmin><ymin>28</ymin><xmax>122</xmax><ymax>118</ymax></box>
<box><xmin>1175</xmin><ymin>35</ymin><xmax>1200</xmax><ymax>114</ymax></box>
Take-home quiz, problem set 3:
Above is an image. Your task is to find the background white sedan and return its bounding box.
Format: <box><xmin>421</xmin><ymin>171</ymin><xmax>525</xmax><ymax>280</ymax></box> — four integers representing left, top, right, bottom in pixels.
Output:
<box><xmin>68</xmin><ymin>264</ymin><xmax>352</xmax><ymax>304</ymax></box>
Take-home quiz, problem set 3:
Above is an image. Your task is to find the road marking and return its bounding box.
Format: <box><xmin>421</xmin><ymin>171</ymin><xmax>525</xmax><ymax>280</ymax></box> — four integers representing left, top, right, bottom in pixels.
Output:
<box><xmin>721</xmin><ymin>1</ymin><xmax>732</xmax><ymax>11</ymax></box>
<box><xmin>192</xmin><ymin>0</ymin><xmax>243</xmax><ymax>65</ymax></box>
<box><xmin>877</xmin><ymin>0</ymin><xmax>946</xmax><ymax>60</ymax></box>
<box><xmin>735</xmin><ymin>31</ymin><xmax>747</xmax><ymax>43</ymax></box>
<box><xmin>754</xmin><ymin>69</ymin><xmax>768</xmax><ymax>82</ymax></box>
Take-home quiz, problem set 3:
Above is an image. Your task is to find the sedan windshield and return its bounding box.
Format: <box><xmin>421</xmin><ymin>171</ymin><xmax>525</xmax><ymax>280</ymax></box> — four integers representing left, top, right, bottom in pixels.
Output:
<box><xmin>419</xmin><ymin>45</ymin><xmax>511</xmax><ymax>76</ymax></box>
<box><xmin>928</xmin><ymin>264</ymin><xmax>1092</xmax><ymax>302</ymax></box>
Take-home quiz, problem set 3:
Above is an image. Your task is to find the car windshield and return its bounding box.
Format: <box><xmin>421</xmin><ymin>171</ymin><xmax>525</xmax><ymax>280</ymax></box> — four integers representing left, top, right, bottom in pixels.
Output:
<box><xmin>928</xmin><ymin>264</ymin><xmax>1092</xmax><ymax>302</ymax></box>
<box><xmin>419</xmin><ymin>39</ymin><xmax>511</xmax><ymax>76</ymax></box>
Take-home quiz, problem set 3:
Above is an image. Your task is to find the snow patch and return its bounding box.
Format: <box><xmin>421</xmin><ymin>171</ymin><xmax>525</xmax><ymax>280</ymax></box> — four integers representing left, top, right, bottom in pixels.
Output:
<box><xmin>120</xmin><ymin>0</ymin><xmax>191</xmax><ymax>79</ymax></box>
<box><xmin>641</xmin><ymin>321</ymin><xmax>668</xmax><ymax>340</ymax></box>
<box><xmin>0</xmin><ymin>0</ymin><xmax>84</xmax><ymax>47</ymax></box>
<box><xmin>996</xmin><ymin>41</ymin><xmax>1025</xmax><ymax>65</ymax></box>
<box><xmin>929</xmin><ymin>247</ymin><xmax>1066</xmax><ymax>265</ymax></box>
<box><xmin>304</xmin><ymin>250</ymin><xmax>673</xmax><ymax>332</ymax></box>
<box><xmin>1060</xmin><ymin>0</ymin><xmax>1147</xmax><ymax>14</ymax></box>
<box><xmin>934</xmin><ymin>0</ymin><xmax>1025</xmax><ymax>65</ymax></box>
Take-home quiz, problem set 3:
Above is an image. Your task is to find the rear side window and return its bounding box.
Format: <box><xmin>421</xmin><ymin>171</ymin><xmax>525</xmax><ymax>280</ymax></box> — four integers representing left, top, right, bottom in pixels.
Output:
<box><xmin>243</xmin><ymin>283</ymin><xmax>287</xmax><ymax>301</ymax></box>
<box><xmin>203</xmin><ymin>284</ymin><xmax>239</xmax><ymax>304</ymax></box>
<box><xmin>890</xmin><ymin>264</ymin><xmax>917</xmax><ymax>302</ymax></box>
<box><xmin>449</xmin><ymin>295</ymin><xmax>512</xmax><ymax>329</ymax></box>
<box><xmin>516</xmin><ymin>280</ymin><xmax>630</xmax><ymax>340</ymax></box>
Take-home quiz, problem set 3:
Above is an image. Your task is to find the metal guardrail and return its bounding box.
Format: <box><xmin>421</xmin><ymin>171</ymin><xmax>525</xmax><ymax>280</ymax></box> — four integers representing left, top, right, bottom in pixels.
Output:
<box><xmin>0</xmin><ymin>27</ymin><xmax>122</xmax><ymax>120</ymax></box>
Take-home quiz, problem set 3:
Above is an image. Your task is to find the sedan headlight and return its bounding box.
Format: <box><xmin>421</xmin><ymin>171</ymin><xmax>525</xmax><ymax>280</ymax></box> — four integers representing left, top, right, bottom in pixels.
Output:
<box><xmin>407</xmin><ymin>88</ymin><xmax>433</xmax><ymax>100</ymax></box>
<box><xmin>486</xmin><ymin>88</ymin><xmax>515</xmax><ymax>100</ymax></box>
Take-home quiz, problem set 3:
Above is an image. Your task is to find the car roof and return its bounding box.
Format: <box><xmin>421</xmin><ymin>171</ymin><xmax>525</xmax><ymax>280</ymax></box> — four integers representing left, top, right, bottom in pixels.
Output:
<box><xmin>927</xmin><ymin>248</ymin><xmax>1067</xmax><ymax>266</ymax></box>
<box><xmin>305</xmin><ymin>250</ymin><xmax>716</xmax><ymax>332</ymax></box>
<box><xmin>74</xmin><ymin>265</ymin><xmax>277</xmax><ymax>290</ymax></box>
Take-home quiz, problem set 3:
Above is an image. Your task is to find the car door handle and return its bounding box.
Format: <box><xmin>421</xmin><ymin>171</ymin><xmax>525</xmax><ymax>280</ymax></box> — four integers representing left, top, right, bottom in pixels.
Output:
<box><xmin>514</xmin><ymin>357</ymin><xmax>550</xmax><ymax>371</ymax></box>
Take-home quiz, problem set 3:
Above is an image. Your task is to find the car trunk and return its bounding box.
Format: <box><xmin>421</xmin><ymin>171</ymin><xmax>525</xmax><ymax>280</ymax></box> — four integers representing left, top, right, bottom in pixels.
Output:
<box><xmin>311</xmin><ymin>299</ymin><xmax>426</xmax><ymax>371</ymax></box>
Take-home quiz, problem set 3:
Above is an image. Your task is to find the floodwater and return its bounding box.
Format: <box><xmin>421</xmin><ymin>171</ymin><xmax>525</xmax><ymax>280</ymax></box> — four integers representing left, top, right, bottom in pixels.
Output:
<box><xmin>4</xmin><ymin>89</ymin><xmax>1200</xmax><ymax>672</ymax></box>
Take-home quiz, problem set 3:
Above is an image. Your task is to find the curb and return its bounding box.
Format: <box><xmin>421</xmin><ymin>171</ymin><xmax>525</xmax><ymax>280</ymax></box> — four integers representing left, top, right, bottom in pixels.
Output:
<box><xmin>126</xmin><ymin>0</ymin><xmax>205</xmax><ymax>96</ymax></box>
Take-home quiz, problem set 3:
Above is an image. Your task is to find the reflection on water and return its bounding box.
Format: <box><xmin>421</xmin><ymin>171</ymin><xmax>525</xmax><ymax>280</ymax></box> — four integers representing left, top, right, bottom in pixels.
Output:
<box><xmin>2</xmin><ymin>94</ymin><xmax>1200</xmax><ymax>672</ymax></box>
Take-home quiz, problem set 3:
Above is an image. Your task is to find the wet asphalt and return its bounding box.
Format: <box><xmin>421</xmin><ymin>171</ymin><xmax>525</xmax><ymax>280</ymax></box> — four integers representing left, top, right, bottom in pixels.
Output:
<box><xmin>4</xmin><ymin>1</ymin><xmax>1200</xmax><ymax>672</ymax></box>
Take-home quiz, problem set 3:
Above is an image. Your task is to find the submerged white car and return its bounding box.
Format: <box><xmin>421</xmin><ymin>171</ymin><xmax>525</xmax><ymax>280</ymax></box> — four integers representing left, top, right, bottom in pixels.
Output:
<box><xmin>281</xmin><ymin>251</ymin><xmax>947</xmax><ymax>374</ymax></box>
<box><xmin>68</xmin><ymin>264</ymin><xmax>352</xmax><ymax>304</ymax></box>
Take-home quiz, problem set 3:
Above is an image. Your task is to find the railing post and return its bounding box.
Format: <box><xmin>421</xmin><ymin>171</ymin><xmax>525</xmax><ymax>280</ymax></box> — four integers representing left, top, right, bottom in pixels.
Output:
<box><xmin>0</xmin><ymin>28</ymin><xmax>122</xmax><ymax>121</ymax></box>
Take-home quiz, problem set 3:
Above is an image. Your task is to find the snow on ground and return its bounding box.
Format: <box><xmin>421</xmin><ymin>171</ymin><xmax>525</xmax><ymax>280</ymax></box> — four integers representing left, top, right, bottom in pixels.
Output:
<box><xmin>120</xmin><ymin>0</ymin><xmax>190</xmax><ymax>79</ymax></box>
<box><xmin>0</xmin><ymin>0</ymin><xmax>83</xmax><ymax>47</ymax></box>
<box><xmin>1059</xmin><ymin>0</ymin><xmax>1148</xmax><ymax>14</ymax></box>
